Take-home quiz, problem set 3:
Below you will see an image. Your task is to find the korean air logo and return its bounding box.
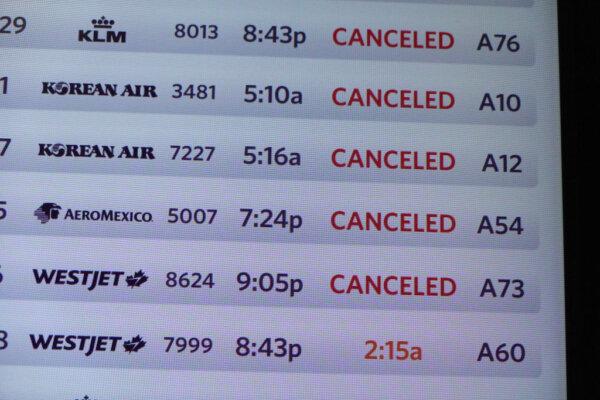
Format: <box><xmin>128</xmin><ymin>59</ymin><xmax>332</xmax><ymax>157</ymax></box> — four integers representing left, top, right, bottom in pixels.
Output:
<box><xmin>34</xmin><ymin>203</ymin><xmax>62</xmax><ymax>224</ymax></box>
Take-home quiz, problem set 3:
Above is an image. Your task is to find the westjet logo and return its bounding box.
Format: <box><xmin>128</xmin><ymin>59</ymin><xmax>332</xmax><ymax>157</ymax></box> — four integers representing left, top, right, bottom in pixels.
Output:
<box><xmin>29</xmin><ymin>334</ymin><xmax>146</xmax><ymax>356</ymax></box>
<box><xmin>32</xmin><ymin>269</ymin><xmax>149</xmax><ymax>290</ymax></box>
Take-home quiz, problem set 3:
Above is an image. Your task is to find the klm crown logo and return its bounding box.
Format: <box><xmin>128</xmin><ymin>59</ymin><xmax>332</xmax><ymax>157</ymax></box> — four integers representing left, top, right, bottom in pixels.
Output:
<box><xmin>92</xmin><ymin>16</ymin><xmax>114</xmax><ymax>29</ymax></box>
<box><xmin>78</xmin><ymin>16</ymin><xmax>126</xmax><ymax>43</ymax></box>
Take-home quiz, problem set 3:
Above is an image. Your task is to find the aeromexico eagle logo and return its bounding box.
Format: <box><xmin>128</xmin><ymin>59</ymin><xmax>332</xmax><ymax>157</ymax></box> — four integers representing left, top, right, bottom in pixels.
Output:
<box><xmin>34</xmin><ymin>202</ymin><xmax>62</xmax><ymax>224</ymax></box>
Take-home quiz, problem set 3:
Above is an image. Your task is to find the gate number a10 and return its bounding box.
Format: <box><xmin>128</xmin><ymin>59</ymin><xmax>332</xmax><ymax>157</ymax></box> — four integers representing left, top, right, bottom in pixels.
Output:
<box><xmin>479</xmin><ymin>93</ymin><xmax>521</xmax><ymax>112</ymax></box>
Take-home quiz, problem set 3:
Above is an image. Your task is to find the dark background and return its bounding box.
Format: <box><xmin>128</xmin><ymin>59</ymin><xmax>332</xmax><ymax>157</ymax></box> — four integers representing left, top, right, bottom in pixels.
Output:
<box><xmin>558</xmin><ymin>1</ymin><xmax>597</xmax><ymax>398</ymax></box>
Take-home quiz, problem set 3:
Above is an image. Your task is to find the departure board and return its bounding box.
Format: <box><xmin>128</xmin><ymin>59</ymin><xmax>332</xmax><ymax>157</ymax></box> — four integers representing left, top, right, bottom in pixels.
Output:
<box><xmin>0</xmin><ymin>1</ymin><xmax>566</xmax><ymax>399</ymax></box>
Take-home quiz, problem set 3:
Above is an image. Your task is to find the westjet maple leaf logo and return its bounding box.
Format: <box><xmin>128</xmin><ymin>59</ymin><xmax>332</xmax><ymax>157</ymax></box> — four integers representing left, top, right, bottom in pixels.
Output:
<box><xmin>125</xmin><ymin>270</ymin><xmax>148</xmax><ymax>288</ymax></box>
<box><xmin>123</xmin><ymin>335</ymin><xmax>146</xmax><ymax>353</ymax></box>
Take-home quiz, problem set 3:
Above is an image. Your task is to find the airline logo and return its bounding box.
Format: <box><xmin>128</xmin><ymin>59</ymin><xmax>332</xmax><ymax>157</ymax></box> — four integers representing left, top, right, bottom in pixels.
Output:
<box><xmin>29</xmin><ymin>334</ymin><xmax>146</xmax><ymax>356</ymax></box>
<box><xmin>34</xmin><ymin>203</ymin><xmax>62</xmax><ymax>224</ymax></box>
<box><xmin>42</xmin><ymin>82</ymin><xmax>157</xmax><ymax>98</ymax></box>
<box><xmin>34</xmin><ymin>203</ymin><xmax>153</xmax><ymax>224</ymax></box>
<box><xmin>32</xmin><ymin>269</ymin><xmax>149</xmax><ymax>291</ymax></box>
<box><xmin>38</xmin><ymin>143</ymin><xmax>155</xmax><ymax>160</ymax></box>
<box><xmin>78</xmin><ymin>16</ymin><xmax>126</xmax><ymax>43</ymax></box>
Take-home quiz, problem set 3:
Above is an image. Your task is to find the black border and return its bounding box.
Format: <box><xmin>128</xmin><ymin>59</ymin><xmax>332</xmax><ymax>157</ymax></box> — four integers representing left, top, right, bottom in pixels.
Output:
<box><xmin>558</xmin><ymin>1</ymin><xmax>597</xmax><ymax>398</ymax></box>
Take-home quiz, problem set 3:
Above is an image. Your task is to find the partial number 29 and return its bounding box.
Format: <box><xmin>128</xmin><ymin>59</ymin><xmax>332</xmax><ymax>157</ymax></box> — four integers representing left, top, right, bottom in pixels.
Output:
<box><xmin>0</xmin><ymin>16</ymin><xmax>26</xmax><ymax>34</ymax></box>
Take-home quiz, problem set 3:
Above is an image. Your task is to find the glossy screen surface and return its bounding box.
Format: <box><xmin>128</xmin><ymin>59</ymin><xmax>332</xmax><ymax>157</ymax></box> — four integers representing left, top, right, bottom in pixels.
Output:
<box><xmin>0</xmin><ymin>1</ymin><xmax>565</xmax><ymax>399</ymax></box>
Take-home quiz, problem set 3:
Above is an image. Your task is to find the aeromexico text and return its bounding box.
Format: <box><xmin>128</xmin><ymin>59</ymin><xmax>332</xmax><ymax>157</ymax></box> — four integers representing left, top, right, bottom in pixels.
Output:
<box><xmin>60</xmin><ymin>208</ymin><xmax>152</xmax><ymax>223</ymax></box>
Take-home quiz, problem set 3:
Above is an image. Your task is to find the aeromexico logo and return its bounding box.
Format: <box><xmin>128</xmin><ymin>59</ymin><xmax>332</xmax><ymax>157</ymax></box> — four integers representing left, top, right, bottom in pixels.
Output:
<box><xmin>41</xmin><ymin>82</ymin><xmax>157</xmax><ymax>98</ymax></box>
<box><xmin>33</xmin><ymin>269</ymin><xmax>148</xmax><ymax>290</ymax></box>
<box><xmin>34</xmin><ymin>203</ymin><xmax>61</xmax><ymax>224</ymax></box>
<box><xmin>34</xmin><ymin>203</ymin><xmax>153</xmax><ymax>224</ymax></box>
<box><xmin>29</xmin><ymin>334</ymin><xmax>146</xmax><ymax>356</ymax></box>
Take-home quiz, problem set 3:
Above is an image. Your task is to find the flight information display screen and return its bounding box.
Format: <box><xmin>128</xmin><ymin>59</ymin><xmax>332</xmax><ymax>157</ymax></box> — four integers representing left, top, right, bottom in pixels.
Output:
<box><xmin>0</xmin><ymin>0</ymin><xmax>566</xmax><ymax>399</ymax></box>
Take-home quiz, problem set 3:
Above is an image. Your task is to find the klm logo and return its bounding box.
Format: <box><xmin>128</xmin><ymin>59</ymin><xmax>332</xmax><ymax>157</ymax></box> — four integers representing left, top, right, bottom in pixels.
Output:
<box><xmin>78</xmin><ymin>16</ymin><xmax>126</xmax><ymax>43</ymax></box>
